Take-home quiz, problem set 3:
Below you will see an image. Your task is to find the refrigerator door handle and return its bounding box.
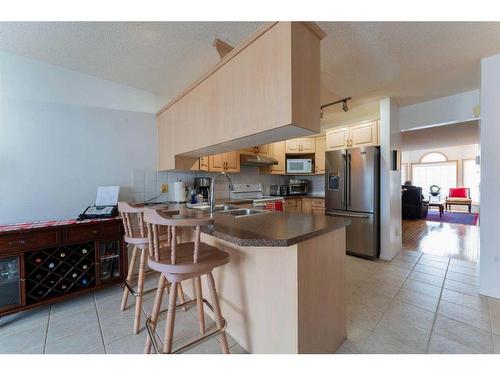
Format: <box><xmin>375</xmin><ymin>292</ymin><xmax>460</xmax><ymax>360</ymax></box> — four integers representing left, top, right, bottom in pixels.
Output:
<box><xmin>326</xmin><ymin>211</ymin><xmax>370</xmax><ymax>219</ymax></box>
<box><xmin>341</xmin><ymin>154</ymin><xmax>346</xmax><ymax>206</ymax></box>
<box><xmin>348</xmin><ymin>153</ymin><xmax>352</xmax><ymax>207</ymax></box>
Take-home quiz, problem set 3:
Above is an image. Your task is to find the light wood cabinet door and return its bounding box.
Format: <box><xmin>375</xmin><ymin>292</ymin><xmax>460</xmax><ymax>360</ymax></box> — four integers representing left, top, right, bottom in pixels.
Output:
<box><xmin>209</xmin><ymin>154</ymin><xmax>225</xmax><ymax>172</ymax></box>
<box><xmin>302</xmin><ymin>198</ymin><xmax>312</xmax><ymax>214</ymax></box>
<box><xmin>270</xmin><ymin>141</ymin><xmax>286</xmax><ymax>175</ymax></box>
<box><xmin>199</xmin><ymin>156</ymin><xmax>209</xmax><ymax>171</ymax></box>
<box><xmin>315</xmin><ymin>136</ymin><xmax>326</xmax><ymax>174</ymax></box>
<box><xmin>326</xmin><ymin>127</ymin><xmax>349</xmax><ymax>151</ymax></box>
<box><xmin>312</xmin><ymin>207</ymin><xmax>325</xmax><ymax>216</ymax></box>
<box><xmin>284</xmin><ymin>198</ymin><xmax>302</xmax><ymax>213</ymax></box>
<box><xmin>350</xmin><ymin>121</ymin><xmax>378</xmax><ymax>148</ymax></box>
<box><xmin>224</xmin><ymin>151</ymin><xmax>240</xmax><ymax>173</ymax></box>
<box><xmin>258</xmin><ymin>144</ymin><xmax>271</xmax><ymax>157</ymax></box>
<box><xmin>300</xmin><ymin>137</ymin><xmax>316</xmax><ymax>153</ymax></box>
<box><xmin>285</xmin><ymin>138</ymin><xmax>301</xmax><ymax>153</ymax></box>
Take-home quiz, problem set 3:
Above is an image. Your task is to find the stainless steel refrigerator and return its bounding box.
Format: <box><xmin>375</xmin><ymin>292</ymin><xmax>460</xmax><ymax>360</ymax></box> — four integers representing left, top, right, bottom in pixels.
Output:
<box><xmin>325</xmin><ymin>146</ymin><xmax>380</xmax><ymax>259</ymax></box>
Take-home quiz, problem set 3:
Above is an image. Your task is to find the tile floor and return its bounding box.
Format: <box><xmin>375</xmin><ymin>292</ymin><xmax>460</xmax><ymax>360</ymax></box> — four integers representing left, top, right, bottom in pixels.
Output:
<box><xmin>340</xmin><ymin>250</ymin><xmax>500</xmax><ymax>354</ymax></box>
<box><xmin>0</xmin><ymin>275</ymin><xmax>246</xmax><ymax>354</ymax></box>
<box><xmin>1</xmin><ymin>250</ymin><xmax>499</xmax><ymax>354</ymax></box>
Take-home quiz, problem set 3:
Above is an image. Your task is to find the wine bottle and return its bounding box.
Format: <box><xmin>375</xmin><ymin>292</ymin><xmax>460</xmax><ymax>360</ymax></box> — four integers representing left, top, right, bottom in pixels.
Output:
<box><xmin>81</xmin><ymin>264</ymin><xmax>88</xmax><ymax>270</ymax></box>
<box><xmin>35</xmin><ymin>257</ymin><xmax>42</xmax><ymax>264</ymax></box>
<box><xmin>81</xmin><ymin>248</ymin><xmax>88</xmax><ymax>254</ymax></box>
<box><xmin>59</xmin><ymin>251</ymin><xmax>66</xmax><ymax>258</ymax></box>
<box><xmin>48</xmin><ymin>262</ymin><xmax>55</xmax><ymax>269</ymax></box>
<box><xmin>80</xmin><ymin>277</ymin><xmax>88</xmax><ymax>286</ymax></box>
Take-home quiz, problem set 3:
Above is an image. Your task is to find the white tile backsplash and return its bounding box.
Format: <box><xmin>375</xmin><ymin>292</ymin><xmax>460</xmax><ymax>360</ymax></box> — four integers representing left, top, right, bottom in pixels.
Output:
<box><xmin>154</xmin><ymin>166</ymin><xmax>326</xmax><ymax>201</ymax></box>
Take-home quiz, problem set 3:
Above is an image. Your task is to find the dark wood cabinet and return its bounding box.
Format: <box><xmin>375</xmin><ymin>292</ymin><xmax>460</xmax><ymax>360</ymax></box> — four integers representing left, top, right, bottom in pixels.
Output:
<box><xmin>0</xmin><ymin>218</ymin><xmax>125</xmax><ymax>317</ymax></box>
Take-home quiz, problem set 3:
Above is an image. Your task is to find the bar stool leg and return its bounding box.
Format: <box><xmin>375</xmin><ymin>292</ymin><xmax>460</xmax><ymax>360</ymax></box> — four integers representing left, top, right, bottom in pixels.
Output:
<box><xmin>163</xmin><ymin>281</ymin><xmax>178</xmax><ymax>353</ymax></box>
<box><xmin>178</xmin><ymin>282</ymin><xmax>187</xmax><ymax>311</ymax></box>
<box><xmin>134</xmin><ymin>249</ymin><xmax>147</xmax><ymax>334</ymax></box>
<box><xmin>121</xmin><ymin>246</ymin><xmax>138</xmax><ymax>311</ymax></box>
<box><xmin>144</xmin><ymin>274</ymin><xmax>166</xmax><ymax>354</ymax></box>
<box><xmin>206</xmin><ymin>272</ymin><xmax>229</xmax><ymax>354</ymax></box>
<box><xmin>194</xmin><ymin>276</ymin><xmax>205</xmax><ymax>334</ymax></box>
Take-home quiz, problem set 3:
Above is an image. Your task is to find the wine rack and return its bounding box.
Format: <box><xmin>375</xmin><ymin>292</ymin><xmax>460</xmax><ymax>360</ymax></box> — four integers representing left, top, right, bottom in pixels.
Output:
<box><xmin>25</xmin><ymin>242</ymin><xmax>96</xmax><ymax>303</ymax></box>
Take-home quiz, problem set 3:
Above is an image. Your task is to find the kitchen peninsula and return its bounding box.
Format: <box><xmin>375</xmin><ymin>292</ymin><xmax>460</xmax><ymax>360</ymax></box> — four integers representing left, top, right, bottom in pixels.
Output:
<box><xmin>157</xmin><ymin>204</ymin><xmax>349</xmax><ymax>354</ymax></box>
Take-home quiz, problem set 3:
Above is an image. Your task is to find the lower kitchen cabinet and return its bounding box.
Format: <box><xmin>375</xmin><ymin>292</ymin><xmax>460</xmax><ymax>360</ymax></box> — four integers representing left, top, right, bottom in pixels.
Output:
<box><xmin>0</xmin><ymin>254</ymin><xmax>24</xmax><ymax>313</ymax></box>
<box><xmin>292</xmin><ymin>197</ymin><xmax>325</xmax><ymax>215</ymax></box>
<box><xmin>284</xmin><ymin>198</ymin><xmax>302</xmax><ymax>213</ymax></box>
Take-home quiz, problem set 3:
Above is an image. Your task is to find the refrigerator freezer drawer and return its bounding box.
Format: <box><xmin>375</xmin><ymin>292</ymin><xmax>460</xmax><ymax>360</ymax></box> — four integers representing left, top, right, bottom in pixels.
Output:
<box><xmin>326</xmin><ymin>211</ymin><xmax>379</xmax><ymax>259</ymax></box>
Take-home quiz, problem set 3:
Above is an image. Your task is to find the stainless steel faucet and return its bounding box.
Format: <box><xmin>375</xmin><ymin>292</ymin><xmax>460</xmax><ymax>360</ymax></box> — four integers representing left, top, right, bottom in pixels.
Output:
<box><xmin>210</xmin><ymin>172</ymin><xmax>234</xmax><ymax>213</ymax></box>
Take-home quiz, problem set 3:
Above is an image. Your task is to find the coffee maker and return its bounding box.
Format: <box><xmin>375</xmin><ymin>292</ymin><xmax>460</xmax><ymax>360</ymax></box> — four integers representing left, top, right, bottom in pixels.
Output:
<box><xmin>193</xmin><ymin>177</ymin><xmax>211</xmax><ymax>202</ymax></box>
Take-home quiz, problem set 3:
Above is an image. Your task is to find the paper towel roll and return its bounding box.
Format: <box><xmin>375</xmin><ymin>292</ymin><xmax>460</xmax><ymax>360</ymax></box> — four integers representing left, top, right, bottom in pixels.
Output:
<box><xmin>173</xmin><ymin>180</ymin><xmax>187</xmax><ymax>202</ymax></box>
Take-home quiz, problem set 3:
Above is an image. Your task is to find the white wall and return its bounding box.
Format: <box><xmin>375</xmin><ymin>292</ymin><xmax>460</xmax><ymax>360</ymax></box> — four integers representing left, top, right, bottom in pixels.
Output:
<box><xmin>399</xmin><ymin>90</ymin><xmax>480</xmax><ymax>131</ymax></box>
<box><xmin>479</xmin><ymin>54</ymin><xmax>500</xmax><ymax>299</ymax></box>
<box><xmin>0</xmin><ymin>52</ymin><xmax>159</xmax><ymax>224</ymax></box>
<box><xmin>379</xmin><ymin>98</ymin><xmax>402</xmax><ymax>261</ymax></box>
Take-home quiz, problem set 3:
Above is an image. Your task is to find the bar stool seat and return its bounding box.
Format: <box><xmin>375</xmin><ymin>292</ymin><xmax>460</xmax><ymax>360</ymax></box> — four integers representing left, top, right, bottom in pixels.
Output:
<box><xmin>148</xmin><ymin>242</ymin><xmax>228</xmax><ymax>281</ymax></box>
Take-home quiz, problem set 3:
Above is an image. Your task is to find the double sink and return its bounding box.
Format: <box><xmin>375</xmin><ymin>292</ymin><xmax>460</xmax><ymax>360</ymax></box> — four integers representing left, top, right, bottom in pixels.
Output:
<box><xmin>193</xmin><ymin>204</ymin><xmax>269</xmax><ymax>217</ymax></box>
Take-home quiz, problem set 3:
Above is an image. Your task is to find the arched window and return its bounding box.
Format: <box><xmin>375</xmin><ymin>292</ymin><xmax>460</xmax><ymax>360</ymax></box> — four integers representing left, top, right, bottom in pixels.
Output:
<box><xmin>420</xmin><ymin>152</ymin><xmax>447</xmax><ymax>163</ymax></box>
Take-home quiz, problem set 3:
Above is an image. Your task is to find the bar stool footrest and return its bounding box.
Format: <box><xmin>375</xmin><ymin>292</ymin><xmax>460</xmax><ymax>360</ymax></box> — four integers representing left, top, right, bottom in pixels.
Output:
<box><xmin>122</xmin><ymin>271</ymin><xmax>159</xmax><ymax>297</ymax></box>
<box><xmin>145</xmin><ymin>298</ymin><xmax>227</xmax><ymax>354</ymax></box>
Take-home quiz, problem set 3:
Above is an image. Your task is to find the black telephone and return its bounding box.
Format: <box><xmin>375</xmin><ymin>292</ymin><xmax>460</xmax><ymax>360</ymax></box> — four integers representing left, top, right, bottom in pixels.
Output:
<box><xmin>78</xmin><ymin>205</ymin><xmax>118</xmax><ymax>220</ymax></box>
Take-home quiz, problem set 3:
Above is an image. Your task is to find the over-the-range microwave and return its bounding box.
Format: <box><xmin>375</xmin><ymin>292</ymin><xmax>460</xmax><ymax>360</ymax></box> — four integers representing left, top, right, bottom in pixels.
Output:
<box><xmin>286</xmin><ymin>158</ymin><xmax>313</xmax><ymax>174</ymax></box>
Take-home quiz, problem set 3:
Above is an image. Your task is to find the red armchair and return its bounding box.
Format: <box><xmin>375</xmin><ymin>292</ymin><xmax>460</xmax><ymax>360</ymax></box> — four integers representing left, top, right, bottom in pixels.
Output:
<box><xmin>445</xmin><ymin>188</ymin><xmax>472</xmax><ymax>212</ymax></box>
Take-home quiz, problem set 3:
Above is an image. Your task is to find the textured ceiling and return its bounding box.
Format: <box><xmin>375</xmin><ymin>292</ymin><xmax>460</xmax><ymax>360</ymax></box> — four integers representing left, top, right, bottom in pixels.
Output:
<box><xmin>1</xmin><ymin>21</ymin><xmax>500</xmax><ymax>108</ymax></box>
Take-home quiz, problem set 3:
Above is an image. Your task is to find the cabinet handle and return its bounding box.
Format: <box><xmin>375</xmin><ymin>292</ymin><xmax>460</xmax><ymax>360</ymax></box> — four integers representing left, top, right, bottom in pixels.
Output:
<box><xmin>8</xmin><ymin>239</ymin><xmax>27</xmax><ymax>245</ymax></box>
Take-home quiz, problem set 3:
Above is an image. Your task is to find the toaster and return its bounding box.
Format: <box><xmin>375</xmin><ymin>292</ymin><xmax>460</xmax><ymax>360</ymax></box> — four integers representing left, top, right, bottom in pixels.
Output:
<box><xmin>270</xmin><ymin>185</ymin><xmax>289</xmax><ymax>196</ymax></box>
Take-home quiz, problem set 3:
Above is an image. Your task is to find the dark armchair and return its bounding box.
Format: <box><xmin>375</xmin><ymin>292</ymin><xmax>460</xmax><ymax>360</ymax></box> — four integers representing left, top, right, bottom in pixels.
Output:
<box><xmin>402</xmin><ymin>185</ymin><xmax>428</xmax><ymax>219</ymax></box>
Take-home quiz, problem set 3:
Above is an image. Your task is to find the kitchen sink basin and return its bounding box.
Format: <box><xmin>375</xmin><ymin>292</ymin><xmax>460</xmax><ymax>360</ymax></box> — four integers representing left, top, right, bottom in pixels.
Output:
<box><xmin>220</xmin><ymin>208</ymin><xmax>268</xmax><ymax>217</ymax></box>
<box><xmin>194</xmin><ymin>204</ymin><xmax>237</xmax><ymax>212</ymax></box>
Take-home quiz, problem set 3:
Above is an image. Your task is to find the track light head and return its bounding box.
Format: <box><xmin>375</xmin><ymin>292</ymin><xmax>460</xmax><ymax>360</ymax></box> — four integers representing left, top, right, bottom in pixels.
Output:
<box><xmin>342</xmin><ymin>100</ymin><xmax>349</xmax><ymax>112</ymax></box>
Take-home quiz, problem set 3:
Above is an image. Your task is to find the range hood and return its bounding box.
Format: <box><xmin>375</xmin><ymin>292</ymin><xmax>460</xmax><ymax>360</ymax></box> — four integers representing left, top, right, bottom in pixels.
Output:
<box><xmin>240</xmin><ymin>154</ymin><xmax>279</xmax><ymax>166</ymax></box>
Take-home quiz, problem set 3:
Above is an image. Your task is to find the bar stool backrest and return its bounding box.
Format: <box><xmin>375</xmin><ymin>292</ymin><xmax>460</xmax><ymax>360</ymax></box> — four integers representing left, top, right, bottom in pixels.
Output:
<box><xmin>143</xmin><ymin>207</ymin><xmax>214</xmax><ymax>265</ymax></box>
<box><xmin>118</xmin><ymin>201</ymin><xmax>148</xmax><ymax>238</ymax></box>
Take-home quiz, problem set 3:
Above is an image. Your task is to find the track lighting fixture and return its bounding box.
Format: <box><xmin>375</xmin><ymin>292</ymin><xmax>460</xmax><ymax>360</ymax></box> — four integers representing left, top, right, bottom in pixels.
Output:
<box><xmin>320</xmin><ymin>97</ymin><xmax>352</xmax><ymax>116</ymax></box>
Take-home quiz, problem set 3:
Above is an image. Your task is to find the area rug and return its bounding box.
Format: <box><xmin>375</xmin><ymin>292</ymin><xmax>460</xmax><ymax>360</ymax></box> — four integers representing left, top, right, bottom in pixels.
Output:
<box><xmin>425</xmin><ymin>210</ymin><xmax>479</xmax><ymax>225</ymax></box>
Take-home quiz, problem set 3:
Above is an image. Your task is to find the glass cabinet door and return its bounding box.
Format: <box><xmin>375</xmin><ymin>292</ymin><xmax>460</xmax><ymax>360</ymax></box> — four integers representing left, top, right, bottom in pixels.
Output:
<box><xmin>0</xmin><ymin>255</ymin><xmax>23</xmax><ymax>312</ymax></box>
<box><xmin>98</xmin><ymin>240</ymin><xmax>121</xmax><ymax>283</ymax></box>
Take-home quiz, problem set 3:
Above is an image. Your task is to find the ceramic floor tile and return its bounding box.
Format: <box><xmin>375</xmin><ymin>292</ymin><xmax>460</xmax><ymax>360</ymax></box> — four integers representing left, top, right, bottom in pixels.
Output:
<box><xmin>413</xmin><ymin>264</ymin><xmax>447</xmax><ymax>277</ymax></box>
<box><xmin>0</xmin><ymin>323</ymin><xmax>47</xmax><ymax>354</ymax></box>
<box><xmin>443</xmin><ymin>278</ymin><xmax>480</xmax><ymax>297</ymax></box>
<box><xmin>394</xmin><ymin>288</ymin><xmax>440</xmax><ymax>313</ymax></box>
<box><xmin>370</xmin><ymin>300</ymin><xmax>435</xmax><ymax>353</ymax></box>
<box><xmin>447</xmin><ymin>263</ymin><xmax>479</xmax><ymax>277</ymax></box>
<box><xmin>346</xmin><ymin>299</ymin><xmax>384</xmax><ymax>331</ymax></box>
<box><xmin>106</xmin><ymin>330</ymin><xmax>149</xmax><ymax>354</ymax></box>
<box><xmin>419</xmin><ymin>253</ymin><xmax>450</xmax><ymax>264</ymax></box>
<box><xmin>408</xmin><ymin>270</ymin><xmax>445</xmax><ymax>287</ymax></box>
<box><xmin>488</xmin><ymin>297</ymin><xmax>500</xmax><ymax>316</ymax></box>
<box><xmin>50</xmin><ymin>293</ymin><xmax>95</xmax><ymax>318</ymax></box>
<box><xmin>98</xmin><ymin>306</ymin><xmax>148</xmax><ymax>344</ymax></box>
<box><xmin>0</xmin><ymin>306</ymin><xmax>50</xmax><ymax>338</ymax></box>
<box><xmin>402</xmin><ymin>278</ymin><xmax>442</xmax><ymax>298</ymax></box>
<box><xmin>348</xmin><ymin>288</ymin><xmax>393</xmax><ymax>313</ymax></box>
<box><xmin>440</xmin><ymin>289</ymin><xmax>487</xmax><ymax>313</ymax></box>
<box><xmin>428</xmin><ymin>332</ymin><xmax>483</xmax><ymax>354</ymax></box>
<box><xmin>47</xmin><ymin>305</ymin><xmax>100</xmax><ymax>340</ymax></box>
<box><xmin>335</xmin><ymin>343</ymin><xmax>354</xmax><ymax>354</ymax></box>
<box><xmin>93</xmin><ymin>284</ymin><xmax>123</xmax><ymax>303</ymax></box>
<box><xmin>360</xmin><ymin>326</ymin><xmax>425</xmax><ymax>354</ymax></box>
<box><xmin>45</xmin><ymin>324</ymin><xmax>104</xmax><ymax>354</ymax></box>
<box><xmin>490</xmin><ymin>313</ymin><xmax>500</xmax><ymax>335</ymax></box>
<box><xmin>228</xmin><ymin>342</ymin><xmax>248</xmax><ymax>354</ymax></box>
<box><xmin>184</xmin><ymin>337</ymin><xmax>227</xmax><ymax>354</ymax></box>
<box><xmin>437</xmin><ymin>300</ymin><xmax>491</xmax><ymax>332</ymax></box>
<box><xmin>343</xmin><ymin>319</ymin><xmax>373</xmax><ymax>353</ymax></box>
<box><xmin>430</xmin><ymin>315</ymin><xmax>493</xmax><ymax>354</ymax></box>
<box><xmin>494</xmin><ymin>334</ymin><xmax>500</xmax><ymax>354</ymax></box>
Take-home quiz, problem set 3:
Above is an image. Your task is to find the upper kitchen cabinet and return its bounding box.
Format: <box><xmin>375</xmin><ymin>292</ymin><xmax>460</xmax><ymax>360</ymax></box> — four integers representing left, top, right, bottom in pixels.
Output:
<box><xmin>326</xmin><ymin>121</ymin><xmax>379</xmax><ymax>151</ymax></box>
<box><xmin>315</xmin><ymin>136</ymin><xmax>326</xmax><ymax>174</ymax></box>
<box><xmin>209</xmin><ymin>151</ymin><xmax>240</xmax><ymax>173</ymax></box>
<box><xmin>157</xmin><ymin>22</ymin><xmax>326</xmax><ymax>170</ymax></box>
<box><xmin>285</xmin><ymin>137</ymin><xmax>316</xmax><ymax>154</ymax></box>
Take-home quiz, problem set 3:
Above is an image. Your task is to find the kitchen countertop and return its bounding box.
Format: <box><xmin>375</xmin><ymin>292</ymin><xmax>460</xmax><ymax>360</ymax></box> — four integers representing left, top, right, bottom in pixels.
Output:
<box><xmin>283</xmin><ymin>193</ymin><xmax>326</xmax><ymax>199</ymax></box>
<box><xmin>154</xmin><ymin>204</ymin><xmax>348</xmax><ymax>247</ymax></box>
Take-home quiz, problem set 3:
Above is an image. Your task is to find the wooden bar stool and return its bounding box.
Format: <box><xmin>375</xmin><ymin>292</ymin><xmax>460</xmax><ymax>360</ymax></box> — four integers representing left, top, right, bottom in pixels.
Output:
<box><xmin>143</xmin><ymin>207</ymin><xmax>230</xmax><ymax>354</ymax></box>
<box><xmin>118</xmin><ymin>202</ymin><xmax>186</xmax><ymax>334</ymax></box>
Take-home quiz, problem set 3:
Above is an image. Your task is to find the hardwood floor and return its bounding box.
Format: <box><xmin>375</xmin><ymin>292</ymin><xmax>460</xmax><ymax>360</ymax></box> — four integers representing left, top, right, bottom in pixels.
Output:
<box><xmin>402</xmin><ymin>219</ymin><xmax>479</xmax><ymax>263</ymax></box>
